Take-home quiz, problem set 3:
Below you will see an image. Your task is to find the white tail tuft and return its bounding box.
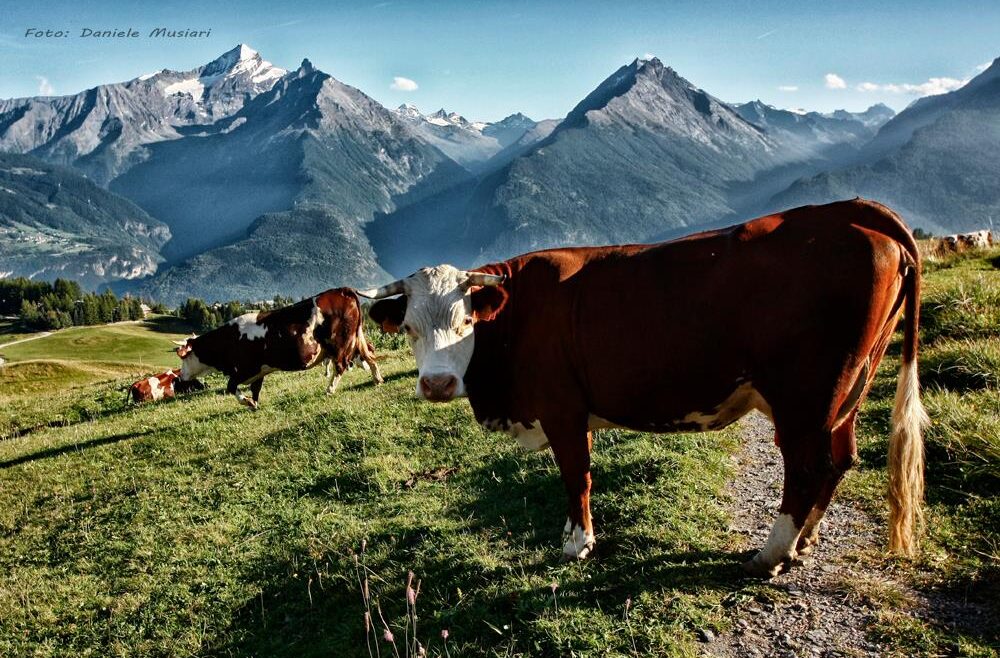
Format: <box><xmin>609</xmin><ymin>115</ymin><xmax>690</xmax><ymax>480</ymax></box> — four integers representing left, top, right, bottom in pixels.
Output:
<box><xmin>888</xmin><ymin>356</ymin><xmax>929</xmax><ymax>556</ymax></box>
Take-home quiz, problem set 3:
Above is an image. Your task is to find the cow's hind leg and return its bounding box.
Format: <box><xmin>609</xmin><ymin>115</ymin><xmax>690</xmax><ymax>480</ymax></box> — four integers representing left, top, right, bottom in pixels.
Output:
<box><xmin>797</xmin><ymin>411</ymin><xmax>859</xmax><ymax>555</ymax></box>
<box><xmin>743</xmin><ymin>427</ymin><xmax>835</xmax><ymax>577</ymax></box>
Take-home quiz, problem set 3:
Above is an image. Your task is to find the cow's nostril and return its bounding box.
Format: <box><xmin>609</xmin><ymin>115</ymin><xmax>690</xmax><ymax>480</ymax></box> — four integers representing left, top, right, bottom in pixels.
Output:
<box><xmin>420</xmin><ymin>374</ymin><xmax>458</xmax><ymax>400</ymax></box>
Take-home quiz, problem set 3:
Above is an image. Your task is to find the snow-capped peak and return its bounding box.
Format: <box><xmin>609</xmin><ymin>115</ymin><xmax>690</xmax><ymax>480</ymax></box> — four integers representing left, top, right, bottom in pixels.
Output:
<box><xmin>161</xmin><ymin>44</ymin><xmax>287</xmax><ymax>99</ymax></box>
<box><xmin>393</xmin><ymin>104</ymin><xmax>485</xmax><ymax>132</ymax></box>
<box><xmin>236</xmin><ymin>44</ymin><xmax>258</xmax><ymax>60</ymax></box>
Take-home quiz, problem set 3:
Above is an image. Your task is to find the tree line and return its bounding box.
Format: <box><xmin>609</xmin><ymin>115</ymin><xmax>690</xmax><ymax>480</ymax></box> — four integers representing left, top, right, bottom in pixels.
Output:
<box><xmin>175</xmin><ymin>296</ymin><xmax>296</xmax><ymax>333</ymax></box>
<box><xmin>0</xmin><ymin>277</ymin><xmax>157</xmax><ymax>330</ymax></box>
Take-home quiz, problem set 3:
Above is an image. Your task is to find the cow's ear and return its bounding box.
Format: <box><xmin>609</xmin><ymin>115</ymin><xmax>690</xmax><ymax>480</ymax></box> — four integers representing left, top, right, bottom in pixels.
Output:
<box><xmin>369</xmin><ymin>296</ymin><xmax>407</xmax><ymax>334</ymax></box>
<box><xmin>471</xmin><ymin>285</ymin><xmax>508</xmax><ymax>322</ymax></box>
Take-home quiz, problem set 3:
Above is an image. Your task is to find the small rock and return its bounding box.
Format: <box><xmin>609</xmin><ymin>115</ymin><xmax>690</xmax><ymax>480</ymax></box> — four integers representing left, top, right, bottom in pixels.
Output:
<box><xmin>697</xmin><ymin>628</ymin><xmax>715</xmax><ymax>643</ymax></box>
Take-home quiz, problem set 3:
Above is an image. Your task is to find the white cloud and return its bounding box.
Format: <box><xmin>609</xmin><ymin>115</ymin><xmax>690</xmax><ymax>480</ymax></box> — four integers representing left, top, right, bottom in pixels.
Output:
<box><xmin>856</xmin><ymin>76</ymin><xmax>967</xmax><ymax>97</ymax></box>
<box><xmin>35</xmin><ymin>75</ymin><xmax>54</xmax><ymax>95</ymax></box>
<box><xmin>777</xmin><ymin>85</ymin><xmax>798</xmax><ymax>92</ymax></box>
<box><xmin>824</xmin><ymin>73</ymin><xmax>847</xmax><ymax>90</ymax></box>
<box><xmin>975</xmin><ymin>61</ymin><xmax>992</xmax><ymax>72</ymax></box>
<box><xmin>756</xmin><ymin>28</ymin><xmax>778</xmax><ymax>40</ymax></box>
<box><xmin>390</xmin><ymin>76</ymin><xmax>418</xmax><ymax>91</ymax></box>
<box><xmin>642</xmin><ymin>52</ymin><xmax>656</xmax><ymax>61</ymax></box>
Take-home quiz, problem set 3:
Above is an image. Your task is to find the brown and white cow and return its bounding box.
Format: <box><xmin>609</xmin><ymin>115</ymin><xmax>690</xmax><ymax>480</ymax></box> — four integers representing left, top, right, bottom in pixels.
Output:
<box><xmin>363</xmin><ymin>198</ymin><xmax>928</xmax><ymax>577</ymax></box>
<box><xmin>175</xmin><ymin>288</ymin><xmax>383</xmax><ymax>409</ymax></box>
<box><xmin>128</xmin><ymin>369</ymin><xmax>181</xmax><ymax>404</ymax></box>
<box><xmin>128</xmin><ymin>369</ymin><xmax>205</xmax><ymax>404</ymax></box>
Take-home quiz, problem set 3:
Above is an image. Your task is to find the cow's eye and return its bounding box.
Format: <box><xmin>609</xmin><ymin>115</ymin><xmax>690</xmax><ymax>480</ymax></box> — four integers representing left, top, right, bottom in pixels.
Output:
<box><xmin>463</xmin><ymin>317</ymin><xmax>474</xmax><ymax>326</ymax></box>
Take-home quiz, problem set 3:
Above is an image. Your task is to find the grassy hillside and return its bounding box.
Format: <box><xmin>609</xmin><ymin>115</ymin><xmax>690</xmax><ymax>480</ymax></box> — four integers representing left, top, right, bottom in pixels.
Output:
<box><xmin>0</xmin><ymin>248</ymin><xmax>996</xmax><ymax>657</ymax></box>
<box><xmin>0</xmin><ymin>316</ymin><xmax>191</xmax><ymax>439</ymax></box>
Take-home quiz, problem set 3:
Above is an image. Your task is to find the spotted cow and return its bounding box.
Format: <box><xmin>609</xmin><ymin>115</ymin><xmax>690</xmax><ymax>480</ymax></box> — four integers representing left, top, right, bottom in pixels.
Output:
<box><xmin>175</xmin><ymin>288</ymin><xmax>382</xmax><ymax>409</ymax></box>
<box><xmin>364</xmin><ymin>198</ymin><xmax>928</xmax><ymax>577</ymax></box>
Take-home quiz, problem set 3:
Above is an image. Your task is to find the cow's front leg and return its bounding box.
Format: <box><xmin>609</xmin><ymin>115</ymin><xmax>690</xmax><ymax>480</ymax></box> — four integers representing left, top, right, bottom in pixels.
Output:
<box><xmin>227</xmin><ymin>375</ymin><xmax>254</xmax><ymax>410</ymax></box>
<box><xmin>324</xmin><ymin>358</ymin><xmax>332</xmax><ymax>379</ymax></box>
<box><xmin>547</xmin><ymin>422</ymin><xmax>595</xmax><ymax>561</ymax></box>
<box><xmin>249</xmin><ymin>378</ymin><xmax>264</xmax><ymax>409</ymax></box>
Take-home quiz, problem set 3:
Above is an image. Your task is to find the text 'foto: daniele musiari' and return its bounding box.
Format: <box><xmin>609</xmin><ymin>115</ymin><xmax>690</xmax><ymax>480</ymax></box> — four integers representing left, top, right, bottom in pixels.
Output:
<box><xmin>24</xmin><ymin>28</ymin><xmax>213</xmax><ymax>39</ymax></box>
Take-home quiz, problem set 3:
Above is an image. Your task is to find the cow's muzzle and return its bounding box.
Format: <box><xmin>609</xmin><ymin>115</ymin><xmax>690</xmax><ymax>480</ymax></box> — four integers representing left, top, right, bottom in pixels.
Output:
<box><xmin>419</xmin><ymin>374</ymin><xmax>459</xmax><ymax>402</ymax></box>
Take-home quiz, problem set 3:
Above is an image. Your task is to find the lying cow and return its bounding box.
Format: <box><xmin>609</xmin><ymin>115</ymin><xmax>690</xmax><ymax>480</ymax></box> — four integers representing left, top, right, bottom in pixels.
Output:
<box><xmin>175</xmin><ymin>289</ymin><xmax>382</xmax><ymax>409</ymax></box>
<box><xmin>364</xmin><ymin>198</ymin><xmax>928</xmax><ymax>577</ymax></box>
<box><xmin>127</xmin><ymin>369</ymin><xmax>205</xmax><ymax>404</ymax></box>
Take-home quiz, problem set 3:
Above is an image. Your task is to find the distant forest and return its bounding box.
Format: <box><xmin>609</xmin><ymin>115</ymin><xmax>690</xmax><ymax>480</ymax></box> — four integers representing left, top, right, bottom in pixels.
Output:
<box><xmin>0</xmin><ymin>278</ymin><xmax>151</xmax><ymax>330</ymax></box>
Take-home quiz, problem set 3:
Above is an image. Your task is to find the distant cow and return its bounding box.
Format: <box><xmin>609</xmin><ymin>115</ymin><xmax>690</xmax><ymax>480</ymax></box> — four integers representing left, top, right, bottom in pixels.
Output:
<box><xmin>364</xmin><ymin>198</ymin><xmax>928</xmax><ymax>578</ymax></box>
<box><xmin>175</xmin><ymin>289</ymin><xmax>382</xmax><ymax>409</ymax></box>
<box><xmin>931</xmin><ymin>229</ymin><xmax>993</xmax><ymax>257</ymax></box>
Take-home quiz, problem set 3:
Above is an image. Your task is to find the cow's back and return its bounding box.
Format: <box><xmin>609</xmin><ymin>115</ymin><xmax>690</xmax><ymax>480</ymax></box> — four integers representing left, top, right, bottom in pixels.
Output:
<box><xmin>466</xmin><ymin>199</ymin><xmax>912</xmax><ymax>429</ymax></box>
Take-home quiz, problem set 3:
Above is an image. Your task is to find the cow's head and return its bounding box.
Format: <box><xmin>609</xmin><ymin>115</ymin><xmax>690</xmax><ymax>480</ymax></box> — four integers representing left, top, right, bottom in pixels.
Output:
<box><xmin>173</xmin><ymin>336</ymin><xmax>212</xmax><ymax>381</ymax></box>
<box><xmin>361</xmin><ymin>265</ymin><xmax>507</xmax><ymax>402</ymax></box>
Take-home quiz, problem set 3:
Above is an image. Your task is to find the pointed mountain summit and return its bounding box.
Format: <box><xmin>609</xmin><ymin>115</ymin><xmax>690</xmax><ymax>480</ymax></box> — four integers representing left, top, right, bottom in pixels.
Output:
<box><xmin>113</xmin><ymin>56</ymin><xmax>465</xmax><ymax>302</ymax></box>
<box><xmin>0</xmin><ymin>44</ymin><xmax>287</xmax><ymax>184</ymax></box>
<box><xmin>369</xmin><ymin>57</ymin><xmax>785</xmax><ymax>274</ymax></box>
<box><xmin>733</xmin><ymin>100</ymin><xmax>894</xmax><ymax>162</ymax></box>
<box><xmin>391</xmin><ymin>103</ymin><xmax>538</xmax><ymax>171</ymax></box>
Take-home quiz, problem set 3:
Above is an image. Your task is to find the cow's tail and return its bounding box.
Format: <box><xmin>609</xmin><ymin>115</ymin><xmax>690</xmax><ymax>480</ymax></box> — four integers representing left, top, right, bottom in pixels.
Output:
<box><xmin>887</xmin><ymin>244</ymin><xmax>929</xmax><ymax>557</ymax></box>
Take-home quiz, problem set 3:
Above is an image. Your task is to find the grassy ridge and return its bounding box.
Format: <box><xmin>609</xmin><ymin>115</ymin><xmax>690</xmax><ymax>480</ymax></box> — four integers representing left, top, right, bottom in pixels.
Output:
<box><xmin>0</xmin><ymin>317</ymin><xmax>191</xmax><ymax>440</ymax></box>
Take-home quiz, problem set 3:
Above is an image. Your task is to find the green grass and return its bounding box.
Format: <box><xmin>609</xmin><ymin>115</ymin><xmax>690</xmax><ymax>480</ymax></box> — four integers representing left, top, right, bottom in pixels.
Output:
<box><xmin>844</xmin><ymin>247</ymin><xmax>1000</xmax><ymax>656</ymax></box>
<box><xmin>0</xmin><ymin>331</ymin><xmax>772</xmax><ymax>657</ymax></box>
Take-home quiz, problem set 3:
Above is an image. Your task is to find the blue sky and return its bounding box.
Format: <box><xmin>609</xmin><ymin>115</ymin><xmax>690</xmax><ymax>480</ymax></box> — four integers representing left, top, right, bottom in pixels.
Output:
<box><xmin>2</xmin><ymin>0</ymin><xmax>997</xmax><ymax>122</ymax></box>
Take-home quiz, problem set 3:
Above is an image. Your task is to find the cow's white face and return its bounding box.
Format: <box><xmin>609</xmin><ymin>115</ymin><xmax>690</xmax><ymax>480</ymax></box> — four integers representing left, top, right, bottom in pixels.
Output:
<box><xmin>175</xmin><ymin>338</ymin><xmax>213</xmax><ymax>381</ymax></box>
<box><xmin>364</xmin><ymin>265</ymin><xmax>507</xmax><ymax>402</ymax></box>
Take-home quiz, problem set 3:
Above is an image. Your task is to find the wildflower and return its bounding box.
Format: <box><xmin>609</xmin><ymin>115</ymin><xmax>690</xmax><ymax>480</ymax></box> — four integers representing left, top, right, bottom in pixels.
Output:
<box><xmin>441</xmin><ymin>629</ymin><xmax>449</xmax><ymax>640</ymax></box>
<box><xmin>383</xmin><ymin>628</ymin><xmax>394</xmax><ymax>643</ymax></box>
<box><xmin>550</xmin><ymin>581</ymin><xmax>559</xmax><ymax>594</ymax></box>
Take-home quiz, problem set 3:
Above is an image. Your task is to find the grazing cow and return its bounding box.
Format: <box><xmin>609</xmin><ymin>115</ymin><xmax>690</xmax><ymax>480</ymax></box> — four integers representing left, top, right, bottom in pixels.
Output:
<box><xmin>175</xmin><ymin>289</ymin><xmax>382</xmax><ymax>409</ymax></box>
<box><xmin>363</xmin><ymin>198</ymin><xmax>928</xmax><ymax>577</ymax></box>
<box><xmin>931</xmin><ymin>229</ymin><xmax>994</xmax><ymax>257</ymax></box>
<box><xmin>127</xmin><ymin>369</ymin><xmax>206</xmax><ymax>405</ymax></box>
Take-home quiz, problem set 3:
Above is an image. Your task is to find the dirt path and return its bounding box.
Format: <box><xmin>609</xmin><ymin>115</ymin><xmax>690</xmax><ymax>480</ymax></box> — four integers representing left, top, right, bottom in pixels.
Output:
<box><xmin>706</xmin><ymin>413</ymin><xmax>895</xmax><ymax>658</ymax></box>
<box><xmin>0</xmin><ymin>331</ymin><xmax>52</xmax><ymax>350</ymax></box>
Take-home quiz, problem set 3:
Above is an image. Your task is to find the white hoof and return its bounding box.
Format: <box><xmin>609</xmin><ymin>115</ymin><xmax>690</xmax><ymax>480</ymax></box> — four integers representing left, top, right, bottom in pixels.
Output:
<box><xmin>742</xmin><ymin>513</ymin><xmax>801</xmax><ymax>577</ymax></box>
<box><xmin>561</xmin><ymin>520</ymin><xmax>595</xmax><ymax>561</ymax></box>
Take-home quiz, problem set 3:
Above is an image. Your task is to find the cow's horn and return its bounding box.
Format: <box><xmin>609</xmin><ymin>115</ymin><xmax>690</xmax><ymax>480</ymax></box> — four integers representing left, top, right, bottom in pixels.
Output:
<box><xmin>172</xmin><ymin>339</ymin><xmax>188</xmax><ymax>346</ymax></box>
<box><xmin>462</xmin><ymin>272</ymin><xmax>504</xmax><ymax>290</ymax></box>
<box><xmin>358</xmin><ymin>279</ymin><xmax>407</xmax><ymax>299</ymax></box>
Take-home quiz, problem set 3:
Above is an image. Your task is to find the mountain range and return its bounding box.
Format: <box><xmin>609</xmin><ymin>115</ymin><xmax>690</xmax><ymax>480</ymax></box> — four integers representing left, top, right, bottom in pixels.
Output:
<box><xmin>0</xmin><ymin>44</ymin><xmax>995</xmax><ymax>303</ymax></box>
